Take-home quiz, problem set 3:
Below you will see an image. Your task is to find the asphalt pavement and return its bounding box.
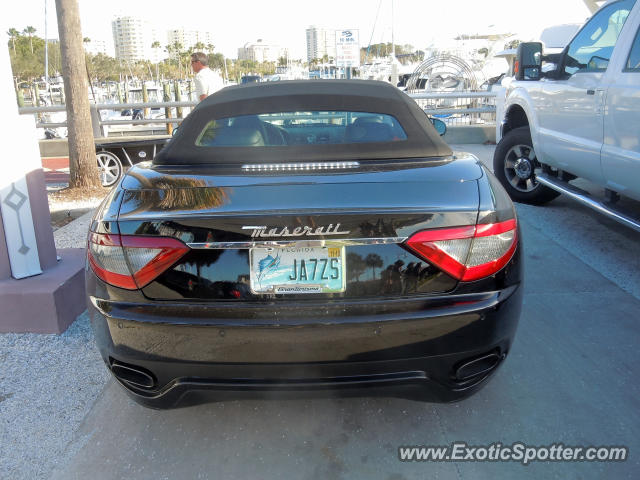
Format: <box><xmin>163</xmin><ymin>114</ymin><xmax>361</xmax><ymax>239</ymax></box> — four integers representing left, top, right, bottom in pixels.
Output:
<box><xmin>14</xmin><ymin>145</ymin><xmax>640</xmax><ymax>479</ymax></box>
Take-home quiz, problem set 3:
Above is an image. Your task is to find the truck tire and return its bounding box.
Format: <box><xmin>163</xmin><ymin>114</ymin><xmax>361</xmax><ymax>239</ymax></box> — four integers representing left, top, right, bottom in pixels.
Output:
<box><xmin>493</xmin><ymin>127</ymin><xmax>560</xmax><ymax>205</ymax></box>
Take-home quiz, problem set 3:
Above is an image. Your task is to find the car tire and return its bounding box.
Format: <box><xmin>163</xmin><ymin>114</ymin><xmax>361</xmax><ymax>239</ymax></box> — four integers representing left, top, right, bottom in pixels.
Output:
<box><xmin>96</xmin><ymin>150</ymin><xmax>123</xmax><ymax>187</ymax></box>
<box><xmin>493</xmin><ymin>126</ymin><xmax>560</xmax><ymax>205</ymax></box>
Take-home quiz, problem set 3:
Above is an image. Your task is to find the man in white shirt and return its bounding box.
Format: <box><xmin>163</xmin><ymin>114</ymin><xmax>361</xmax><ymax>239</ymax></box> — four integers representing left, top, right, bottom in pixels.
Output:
<box><xmin>191</xmin><ymin>52</ymin><xmax>224</xmax><ymax>101</ymax></box>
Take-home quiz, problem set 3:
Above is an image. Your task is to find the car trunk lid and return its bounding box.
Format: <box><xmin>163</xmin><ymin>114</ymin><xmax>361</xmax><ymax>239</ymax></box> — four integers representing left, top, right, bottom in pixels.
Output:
<box><xmin>116</xmin><ymin>155</ymin><xmax>482</xmax><ymax>301</ymax></box>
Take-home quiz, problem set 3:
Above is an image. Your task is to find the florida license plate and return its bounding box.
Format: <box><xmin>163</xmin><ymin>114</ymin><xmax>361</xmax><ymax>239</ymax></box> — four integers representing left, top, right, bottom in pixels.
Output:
<box><xmin>249</xmin><ymin>246</ymin><xmax>346</xmax><ymax>294</ymax></box>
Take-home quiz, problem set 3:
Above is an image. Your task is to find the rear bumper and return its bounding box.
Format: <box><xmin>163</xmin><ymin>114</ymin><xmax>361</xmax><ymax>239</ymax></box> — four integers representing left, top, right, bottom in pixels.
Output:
<box><xmin>110</xmin><ymin>348</ymin><xmax>510</xmax><ymax>409</ymax></box>
<box><xmin>88</xmin><ymin>283</ymin><xmax>522</xmax><ymax>408</ymax></box>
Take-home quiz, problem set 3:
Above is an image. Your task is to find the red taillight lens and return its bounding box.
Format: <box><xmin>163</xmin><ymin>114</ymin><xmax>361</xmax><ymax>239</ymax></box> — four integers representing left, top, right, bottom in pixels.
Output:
<box><xmin>405</xmin><ymin>219</ymin><xmax>517</xmax><ymax>282</ymax></box>
<box><xmin>87</xmin><ymin>233</ymin><xmax>189</xmax><ymax>290</ymax></box>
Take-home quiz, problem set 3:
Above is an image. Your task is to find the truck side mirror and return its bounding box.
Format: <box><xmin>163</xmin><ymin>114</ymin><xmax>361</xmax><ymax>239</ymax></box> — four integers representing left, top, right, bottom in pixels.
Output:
<box><xmin>515</xmin><ymin>42</ymin><xmax>542</xmax><ymax>81</ymax></box>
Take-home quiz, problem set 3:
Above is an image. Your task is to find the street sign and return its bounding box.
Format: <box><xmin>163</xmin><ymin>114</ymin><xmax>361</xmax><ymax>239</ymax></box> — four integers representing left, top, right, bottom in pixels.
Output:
<box><xmin>336</xmin><ymin>29</ymin><xmax>360</xmax><ymax>68</ymax></box>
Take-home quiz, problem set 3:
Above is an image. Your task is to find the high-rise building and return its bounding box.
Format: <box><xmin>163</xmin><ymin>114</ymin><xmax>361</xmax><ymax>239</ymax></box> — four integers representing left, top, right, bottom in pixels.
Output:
<box><xmin>83</xmin><ymin>38</ymin><xmax>109</xmax><ymax>57</ymax></box>
<box><xmin>237</xmin><ymin>39</ymin><xmax>288</xmax><ymax>63</ymax></box>
<box><xmin>167</xmin><ymin>28</ymin><xmax>215</xmax><ymax>58</ymax></box>
<box><xmin>111</xmin><ymin>16</ymin><xmax>162</xmax><ymax>63</ymax></box>
<box><xmin>305</xmin><ymin>26</ymin><xmax>337</xmax><ymax>63</ymax></box>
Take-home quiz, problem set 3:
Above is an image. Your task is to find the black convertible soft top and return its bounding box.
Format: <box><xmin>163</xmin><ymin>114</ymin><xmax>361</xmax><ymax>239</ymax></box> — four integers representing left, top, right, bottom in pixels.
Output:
<box><xmin>154</xmin><ymin>80</ymin><xmax>452</xmax><ymax>165</ymax></box>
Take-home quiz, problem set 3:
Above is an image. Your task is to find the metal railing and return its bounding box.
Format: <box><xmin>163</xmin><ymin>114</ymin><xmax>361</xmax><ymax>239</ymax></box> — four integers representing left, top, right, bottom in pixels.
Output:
<box><xmin>409</xmin><ymin>91</ymin><xmax>497</xmax><ymax>126</ymax></box>
<box><xmin>19</xmin><ymin>101</ymin><xmax>197</xmax><ymax>137</ymax></box>
<box><xmin>19</xmin><ymin>91</ymin><xmax>497</xmax><ymax>136</ymax></box>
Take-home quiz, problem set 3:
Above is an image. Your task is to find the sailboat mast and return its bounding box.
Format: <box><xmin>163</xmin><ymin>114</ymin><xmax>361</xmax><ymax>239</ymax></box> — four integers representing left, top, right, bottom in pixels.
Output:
<box><xmin>391</xmin><ymin>0</ymin><xmax>395</xmax><ymax>58</ymax></box>
<box><xmin>44</xmin><ymin>0</ymin><xmax>49</xmax><ymax>83</ymax></box>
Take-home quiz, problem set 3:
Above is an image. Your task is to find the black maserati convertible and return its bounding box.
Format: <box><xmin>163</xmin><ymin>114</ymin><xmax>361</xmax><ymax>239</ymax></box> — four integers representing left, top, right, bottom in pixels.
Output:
<box><xmin>86</xmin><ymin>80</ymin><xmax>523</xmax><ymax>408</ymax></box>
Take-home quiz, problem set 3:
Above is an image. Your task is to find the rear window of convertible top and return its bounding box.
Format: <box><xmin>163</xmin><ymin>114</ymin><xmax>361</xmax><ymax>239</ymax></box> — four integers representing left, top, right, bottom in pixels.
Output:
<box><xmin>194</xmin><ymin>111</ymin><xmax>408</xmax><ymax>147</ymax></box>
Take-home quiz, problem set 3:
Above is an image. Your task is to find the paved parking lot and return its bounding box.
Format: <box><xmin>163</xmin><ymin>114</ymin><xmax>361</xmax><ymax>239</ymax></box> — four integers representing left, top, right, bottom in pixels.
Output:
<box><xmin>5</xmin><ymin>145</ymin><xmax>640</xmax><ymax>479</ymax></box>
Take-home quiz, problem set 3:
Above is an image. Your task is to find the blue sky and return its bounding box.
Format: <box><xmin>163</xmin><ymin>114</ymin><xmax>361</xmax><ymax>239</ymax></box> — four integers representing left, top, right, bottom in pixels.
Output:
<box><xmin>4</xmin><ymin>0</ymin><xmax>592</xmax><ymax>59</ymax></box>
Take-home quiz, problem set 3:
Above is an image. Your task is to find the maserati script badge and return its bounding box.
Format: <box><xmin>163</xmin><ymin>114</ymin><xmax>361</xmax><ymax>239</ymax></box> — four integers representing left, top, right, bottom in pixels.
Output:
<box><xmin>242</xmin><ymin>224</ymin><xmax>351</xmax><ymax>238</ymax></box>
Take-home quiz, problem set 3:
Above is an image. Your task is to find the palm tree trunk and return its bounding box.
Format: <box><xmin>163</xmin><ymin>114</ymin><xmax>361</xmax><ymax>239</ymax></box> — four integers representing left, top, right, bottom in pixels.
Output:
<box><xmin>55</xmin><ymin>0</ymin><xmax>101</xmax><ymax>189</ymax></box>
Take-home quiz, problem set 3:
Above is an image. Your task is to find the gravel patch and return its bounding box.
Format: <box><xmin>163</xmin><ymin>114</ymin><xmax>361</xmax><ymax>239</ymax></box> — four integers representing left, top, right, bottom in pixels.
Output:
<box><xmin>1</xmin><ymin>205</ymin><xmax>107</xmax><ymax>479</ymax></box>
<box><xmin>47</xmin><ymin>190</ymin><xmax>105</xmax><ymax>231</ymax></box>
<box><xmin>0</xmin><ymin>312</ymin><xmax>110</xmax><ymax>480</ymax></box>
<box><xmin>48</xmin><ymin>197</ymin><xmax>103</xmax><ymax>216</ymax></box>
<box><xmin>53</xmin><ymin>210</ymin><xmax>95</xmax><ymax>250</ymax></box>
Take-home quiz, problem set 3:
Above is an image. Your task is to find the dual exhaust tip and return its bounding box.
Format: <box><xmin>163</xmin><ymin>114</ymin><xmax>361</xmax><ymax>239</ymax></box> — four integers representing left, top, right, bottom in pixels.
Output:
<box><xmin>454</xmin><ymin>351</ymin><xmax>504</xmax><ymax>381</ymax></box>
<box><xmin>110</xmin><ymin>359</ymin><xmax>156</xmax><ymax>389</ymax></box>
<box><xmin>110</xmin><ymin>352</ymin><xmax>503</xmax><ymax>391</ymax></box>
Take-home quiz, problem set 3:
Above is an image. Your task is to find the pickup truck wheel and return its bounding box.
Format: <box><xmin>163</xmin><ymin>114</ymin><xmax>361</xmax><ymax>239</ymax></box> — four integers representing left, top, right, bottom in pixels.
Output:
<box><xmin>493</xmin><ymin>127</ymin><xmax>560</xmax><ymax>205</ymax></box>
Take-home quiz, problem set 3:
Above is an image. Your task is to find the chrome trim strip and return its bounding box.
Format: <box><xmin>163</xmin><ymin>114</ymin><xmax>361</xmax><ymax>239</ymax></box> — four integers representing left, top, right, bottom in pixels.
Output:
<box><xmin>187</xmin><ymin>237</ymin><xmax>408</xmax><ymax>249</ymax></box>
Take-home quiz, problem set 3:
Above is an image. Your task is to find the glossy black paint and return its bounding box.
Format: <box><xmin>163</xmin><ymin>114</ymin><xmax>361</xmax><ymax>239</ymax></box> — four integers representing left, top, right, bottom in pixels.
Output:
<box><xmin>87</xmin><ymin>269</ymin><xmax>522</xmax><ymax>407</ymax></box>
<box><xmin>86</xmin><ymin>143</ymin><xmax>523</xmax><ymax>408</ymax></box>
<box><xmin>142</xmin><ymin>244</ymin><xmax>457</xmax><ymax>301</ymax></box>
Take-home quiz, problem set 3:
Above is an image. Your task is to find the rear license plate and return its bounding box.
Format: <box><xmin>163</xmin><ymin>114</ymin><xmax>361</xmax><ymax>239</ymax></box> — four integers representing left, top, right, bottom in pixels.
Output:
<box><xmin>249</xmin><ymin>246</ymin><xmax>346</xmax><ymax>294</ymax></box>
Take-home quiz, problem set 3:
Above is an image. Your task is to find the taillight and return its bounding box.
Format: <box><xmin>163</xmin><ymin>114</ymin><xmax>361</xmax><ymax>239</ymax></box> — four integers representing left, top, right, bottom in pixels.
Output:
<box><xmin>87</xmin><ymin>233</ymin><xmax>189</xmax><ymax>290</ymax></box>
<box><xmin>405</xmin><ymin>219</ymin><xmax>517</xmax><ymax>282</ymax></box>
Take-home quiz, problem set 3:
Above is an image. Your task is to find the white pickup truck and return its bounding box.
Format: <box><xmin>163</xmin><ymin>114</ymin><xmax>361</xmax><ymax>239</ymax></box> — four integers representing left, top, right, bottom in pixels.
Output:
<box><xmin>493</xmin><ymin>0</ymin><xmax>640</xmax><ymax>231</ymax></box>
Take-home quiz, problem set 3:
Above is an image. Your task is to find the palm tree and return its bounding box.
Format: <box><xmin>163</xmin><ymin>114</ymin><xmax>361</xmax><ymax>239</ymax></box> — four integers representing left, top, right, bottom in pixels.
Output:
<box><xmin>365</xmin><ymin>253</ymin><xmax>383</xmax><ymax>280</ymax></box>
<box><xmin>164</xmin><ymin>44</ymin><xmax>176</xmax><ymax>78</ymax></box>
<box><xmin>172</xmin><ymin>41</ymin><xmax>183</xmax><ymax>58</ymax></box>
<box><xmin>181</xmin><ymin>47</ymin><xmax>194</xmax><ymax>79</ymax></box>
<box><xmin>164</xmin><ymin>43</ymin><xmax>173</xmax><ymax>62</ymax></box>
<box><xmin>206</xmin><ymin>43</ymin><xmax>215</xmax><ymax>54</ymax></box>
<box><xmin>23</xmin><ymin>26</ymin><xmax>36</xmax><ymax>54</ymax></box>
<box><xmin>172</xmin><ymin>41</ymin><xmax>184</xmax><ymax>77</ymax></box>
<box><xmin>124</xmin><ymin>174</ymin><xmax>229</xmax><ymax>214</ymax></box>
<box><xmin>193</xmin><ymin>41</ymin><xmax>205</xmax><ymax>53</ymax></box>
<box><xmin>54</xmin><ymin>0</ymin><xmax>101</xmax><ymax>189</ymax></box>
<box><xmin>151</xmin><ymin>41</ymin><xmax>161</xmax><ymax>81</ymax></box>
<box><xmin>347</xmin><ymin>253</ymin><xmax>366</xmax><ymax>282</ymax></box>
<box><xmin>7</xmin><ymin>28</ymin><xmax>20</xmax><ymax>54</ymax></box>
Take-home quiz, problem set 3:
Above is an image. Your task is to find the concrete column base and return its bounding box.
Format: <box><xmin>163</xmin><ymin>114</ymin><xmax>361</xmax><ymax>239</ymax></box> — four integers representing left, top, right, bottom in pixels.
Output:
<box><xmin>443</xmin><ymin>125</ymin><xmax>496</xmax><ymax>144</ymax></box>
<box><xmin>0</xmin><ymin>248</ymin><xmax>86</xmax><ymax>333</ymax></box>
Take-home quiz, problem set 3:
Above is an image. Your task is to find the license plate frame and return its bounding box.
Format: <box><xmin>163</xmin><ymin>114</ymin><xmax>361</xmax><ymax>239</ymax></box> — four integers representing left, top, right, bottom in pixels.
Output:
<box><xmin>249</xmin><ymin>246</ymin><xmax>346</xmax><ymax>294</ymax></box>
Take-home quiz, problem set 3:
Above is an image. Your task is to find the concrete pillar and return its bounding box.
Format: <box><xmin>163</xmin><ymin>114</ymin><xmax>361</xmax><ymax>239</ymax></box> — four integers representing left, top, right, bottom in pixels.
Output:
<box><xmin>0</xmin><ymin>20</ymin><xmax>86</xmax><ymax>333</ymax></box>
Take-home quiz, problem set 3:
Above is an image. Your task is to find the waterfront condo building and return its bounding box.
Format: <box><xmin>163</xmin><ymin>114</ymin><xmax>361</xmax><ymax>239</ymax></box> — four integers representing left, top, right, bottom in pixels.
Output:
<box><xmin>237</xmin><ymin>40</ymin><xmax>288</xmax><ymax>63</ymax></box>
<box><xmin>305</xmin><ymin>26</ymin><xmax>337</xmax><ymax>63</ymax></box>
<box><xmin>83</xmin><ymin>38</ymin><xmax>109</xmax><ymax>57</ymax></box>
<box><xmin>167</xmin><ymin>28</ymin><xmax>215</xmax><ymax>59</ymax></box>
<box><xmin>111</xmin><ymin>16</ymin><xmax>162</xmax><ymax>63</ymax></box>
